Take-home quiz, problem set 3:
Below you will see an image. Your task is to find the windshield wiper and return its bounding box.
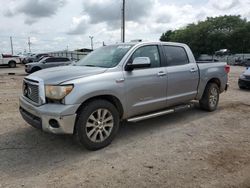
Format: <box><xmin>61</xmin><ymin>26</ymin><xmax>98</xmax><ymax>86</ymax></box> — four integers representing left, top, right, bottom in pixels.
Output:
<box><xmin>84</xmin><ymin>65</ymin><xmax>97</xmax><ymax>67</ymax></box>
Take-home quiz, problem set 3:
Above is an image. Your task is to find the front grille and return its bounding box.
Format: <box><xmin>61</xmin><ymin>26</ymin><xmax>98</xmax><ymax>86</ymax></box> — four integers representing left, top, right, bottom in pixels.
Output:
<box><xmin>245</xmin><ymin>76</ymin><xmax>250</xmax><ymax>80</ymax></box>
<box><xmin>23</xmin><ymin>80</ymin><xmax>40</xmax><ymax>104</ymax></box>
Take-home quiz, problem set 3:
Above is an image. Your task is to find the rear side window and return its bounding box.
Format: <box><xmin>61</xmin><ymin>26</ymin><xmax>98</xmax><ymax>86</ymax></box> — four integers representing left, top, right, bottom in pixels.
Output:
<box><xmin>163</xmin><ymin>46</ymin><xmax>189</xmax><ymax>66</ymax></box>
<box><xmin>45</xmin><ymin>58</ymin><xmax>56</xmax><ymax>63</ymax></box>
<box><xmin>45</xmin><ymin>58</ymin><xmax>54</xmax><ymax>63</ymax></box>
<box><xmin>61</xmin><ymin>58</ymin><xmax>70</xmax><ymax>62</ymax></box>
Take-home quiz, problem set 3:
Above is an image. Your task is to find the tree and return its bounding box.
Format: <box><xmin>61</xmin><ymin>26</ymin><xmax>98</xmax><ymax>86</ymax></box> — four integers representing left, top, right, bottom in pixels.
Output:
<box><xmin>160</xmin><ymin>15</ymin><xmax>250</xmax><ymax>57</ymax></box>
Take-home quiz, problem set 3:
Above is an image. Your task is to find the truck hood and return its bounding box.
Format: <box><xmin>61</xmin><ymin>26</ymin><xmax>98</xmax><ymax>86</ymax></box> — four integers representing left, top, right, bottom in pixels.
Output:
<box><xmin>26</xmin><ymin>65</ymin><xmax>108</xmax><ymax>85</ymax></box>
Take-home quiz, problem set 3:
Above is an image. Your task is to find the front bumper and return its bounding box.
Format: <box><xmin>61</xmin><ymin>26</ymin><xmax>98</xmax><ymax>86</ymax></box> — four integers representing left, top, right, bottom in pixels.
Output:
<box><xmin>238</xmin><ymin>78</ymin><xmax>250</xmax><ymax>88</ymax></box>
<box><xmin>19</xmin><ymin>96</ymin><xmax>80</xmax><ymax>134</ymax></box>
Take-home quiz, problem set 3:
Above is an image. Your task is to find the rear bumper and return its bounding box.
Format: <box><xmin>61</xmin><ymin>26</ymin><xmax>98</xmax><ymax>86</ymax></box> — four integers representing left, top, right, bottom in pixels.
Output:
<box><xmin>19</xmin><ymin>96</ymin><xmax>80</xmax><ymax>134</ymax></box>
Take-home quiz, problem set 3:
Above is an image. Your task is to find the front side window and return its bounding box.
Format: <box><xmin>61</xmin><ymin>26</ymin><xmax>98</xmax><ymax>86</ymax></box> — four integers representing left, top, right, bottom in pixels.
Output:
<box><xmin>163</xmin><ymin>46</ymin><xmax>189</xmax><ymax>66</ymax></box>
<box><xmin>131</xmin><ymin>45</ymin><xmax>160</xmax><ymax>68</ymax></box>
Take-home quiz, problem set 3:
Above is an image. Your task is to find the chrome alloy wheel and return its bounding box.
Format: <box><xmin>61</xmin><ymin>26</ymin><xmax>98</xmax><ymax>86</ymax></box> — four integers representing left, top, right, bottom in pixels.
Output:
<box><xmin>209</xmin><ymin>87</ymin><xmax>218</xmax><ymax>108</ymax></box>
<box><xmin>85</xmin><ymin>108</ymin><xmax>114</xmax><ymax>143</ymax></box>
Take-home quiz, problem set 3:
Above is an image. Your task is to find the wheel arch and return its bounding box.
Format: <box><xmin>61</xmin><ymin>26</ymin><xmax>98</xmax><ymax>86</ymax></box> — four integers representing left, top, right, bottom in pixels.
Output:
<box><xmin>207</xmin><ymin>78</ymin><xmax>221</xmax><ymax>89</ymax></box>
<box><xmin>8</xmin><ymin>60</ymin><xmax>16</xmax><ymax>64</ymax></box>
<box><xmin>196</xmin><ymin>77</ymin><xmax>221</xmax><ymax>100</ymax></box>
<box><xmin>76</xmin><ymin>95</ymin><xmax>124</xmax><ymax>119</ymax></box>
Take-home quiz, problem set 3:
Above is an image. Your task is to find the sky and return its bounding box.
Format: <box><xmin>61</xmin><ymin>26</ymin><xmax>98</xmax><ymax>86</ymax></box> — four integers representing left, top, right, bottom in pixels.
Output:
<box><xmin>0</xmin><ymin>0</ymin><xmax>249</xmax><ymax>54</ymax></box>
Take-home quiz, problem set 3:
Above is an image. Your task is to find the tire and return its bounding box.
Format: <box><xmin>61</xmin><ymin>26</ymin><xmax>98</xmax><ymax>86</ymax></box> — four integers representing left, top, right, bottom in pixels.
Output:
<box><xmin>30</xmin><ymin>67</ymin><xmax>41</xmax><ymax>73</ymax></box>
<box><xmin>8</xmin><ymin>61</ymin><xmax>16</xmax><ymax>68</ymax></box>
<box><xmin>199</xmin><ymin>83</ymin><xmax>220</xmax><ymax>112</ymax></box>
<box><xmin>239</xmin><ymin>86</ymin><xmax>245</xmax><ymax>90</ymax></box>
<box><xmin>74</xmin><ymin>100</ymin><xmax>120</xmax><ymax>150</ymax></box>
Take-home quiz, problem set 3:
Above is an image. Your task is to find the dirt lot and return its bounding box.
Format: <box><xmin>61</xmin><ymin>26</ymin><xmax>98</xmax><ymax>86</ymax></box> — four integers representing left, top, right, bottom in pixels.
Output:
<box><xmin>0</xmin><ymin>65</ymin><xmax>250</xmax><ymax>188</ymax></box>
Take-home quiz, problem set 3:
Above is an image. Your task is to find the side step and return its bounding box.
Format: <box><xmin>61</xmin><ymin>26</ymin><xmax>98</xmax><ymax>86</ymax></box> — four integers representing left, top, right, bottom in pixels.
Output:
<box><xmin>127</xmin><ymin>104</ymin><xmax>193</xmax><ymax>123</ymax></box>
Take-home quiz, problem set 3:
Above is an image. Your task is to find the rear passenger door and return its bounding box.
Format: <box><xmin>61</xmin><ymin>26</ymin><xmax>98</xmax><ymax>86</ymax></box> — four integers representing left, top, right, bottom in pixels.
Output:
<box><xmin>162</xmin><ymin>45</ymin><xmax>199</xmax><ymax>106</ymax></box>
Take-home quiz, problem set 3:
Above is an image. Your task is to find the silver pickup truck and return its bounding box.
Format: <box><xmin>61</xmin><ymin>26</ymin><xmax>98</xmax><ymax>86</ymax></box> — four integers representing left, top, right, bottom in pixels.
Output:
<box><xmin>19</xmin><ymin>42</ymin><xmax>230</xmax><ymax>150</ymax></box>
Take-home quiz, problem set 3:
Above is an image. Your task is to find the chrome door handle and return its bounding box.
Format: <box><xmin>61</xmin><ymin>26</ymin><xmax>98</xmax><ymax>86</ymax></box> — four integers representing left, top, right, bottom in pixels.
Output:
<box><xmin>157</xmin><ymin>71</ymin><xmax>166</xmax><ymax>77</ymax></box>
<box><xmin>190</xmin><ymin>68</ymin><xmax>197</xmax><ymax>73</ymax></box>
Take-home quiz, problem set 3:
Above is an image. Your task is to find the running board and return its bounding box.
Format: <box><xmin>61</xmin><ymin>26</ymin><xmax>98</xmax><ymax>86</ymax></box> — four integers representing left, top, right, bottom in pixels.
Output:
<box><xmin>127</xmin><ymin>104</ymin><xmax>193</xmax><ymax>122</ymax></box>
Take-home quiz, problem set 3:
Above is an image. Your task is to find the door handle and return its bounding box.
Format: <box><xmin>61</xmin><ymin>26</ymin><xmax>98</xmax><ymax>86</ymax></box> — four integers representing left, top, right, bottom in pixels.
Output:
<box><xmin>190</xmin><ymin>68</ymin><xmax>197</xmax><ymax>73</ymax></box>
<box><xmin>157</xmin><ymin>71</ymin><xmax>167</xmax><ymax>77</ymax></box>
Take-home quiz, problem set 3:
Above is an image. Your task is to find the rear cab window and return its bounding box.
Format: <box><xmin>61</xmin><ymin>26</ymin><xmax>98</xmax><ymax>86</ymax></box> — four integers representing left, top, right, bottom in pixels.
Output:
<box><xmin>163</xmin><ymin>46</ymin><xmax>189</xmax><ymax>66</ymax></box>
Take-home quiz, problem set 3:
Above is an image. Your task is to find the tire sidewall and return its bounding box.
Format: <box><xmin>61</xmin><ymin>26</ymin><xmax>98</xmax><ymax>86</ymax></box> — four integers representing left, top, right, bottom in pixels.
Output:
<box><xmin>75</xmin><ymin>100</ymin><xmax>120</xmax><ymax>150</ymax></box>
<box><xmin>207</xmin><ymin>83</ymin><xmax>220</xmax><ymax>111</ymax></box>
<box><xmin>9</xmin><ymin>61</ymin><xmax>16</xmax><ymax>68</ymax></box>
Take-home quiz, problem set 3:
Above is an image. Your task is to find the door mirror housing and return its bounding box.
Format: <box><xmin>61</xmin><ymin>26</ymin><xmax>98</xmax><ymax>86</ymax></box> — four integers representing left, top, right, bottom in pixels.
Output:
<box><xmin>125</xmin><ymin>57</ymin><xmax>151</xmax><ymax>71</ymax></box>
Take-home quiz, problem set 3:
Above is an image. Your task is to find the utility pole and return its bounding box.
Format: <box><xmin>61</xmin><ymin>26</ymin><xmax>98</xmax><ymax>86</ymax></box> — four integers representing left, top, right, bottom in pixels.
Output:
<box><xmin>121</xmin><ymin>0</ymin><xmax>125</xmax><ymax>43</ymax></box>
<box><xmin>28</xmin><ymin>37</ymin><xmax>31</xmax><ymax>52</ymax></box>
<box><xmin>10</xmin><ymin>36</ymin><xmax>13</xmax><ymax>55</ymax></box>
<box><xmin>89</xmin><ymin>36</ymin><xmax>94</xmax><ymax>50</ymax></box>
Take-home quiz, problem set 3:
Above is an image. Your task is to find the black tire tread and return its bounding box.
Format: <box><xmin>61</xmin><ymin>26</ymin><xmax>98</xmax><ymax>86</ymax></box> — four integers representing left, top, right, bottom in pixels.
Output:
<box><xmin>199</xmin><ymin>83</ymin><xmax>219</xmax><ymax>112</ymax></box>
<box><xmin>74</xmin><ymin>99</ymin><xmax>120</xmax><ymax>151</ymax></box>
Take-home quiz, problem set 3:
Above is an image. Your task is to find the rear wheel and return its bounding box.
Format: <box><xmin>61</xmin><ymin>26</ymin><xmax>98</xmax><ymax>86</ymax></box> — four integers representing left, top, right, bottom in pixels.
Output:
<box><xmin>8</xmin><ymin>61</ymin><xmax>16</xmax><ymax>68</ymax></box>
<box><xmin>74</xmin><ymin>100</ymin><xmax>120</xmax><ymax>150</ymax></box>
<box><xmin>199</xmin><ymin>83</ymin><xmax>220</xmax><ymax>111</ymax></box>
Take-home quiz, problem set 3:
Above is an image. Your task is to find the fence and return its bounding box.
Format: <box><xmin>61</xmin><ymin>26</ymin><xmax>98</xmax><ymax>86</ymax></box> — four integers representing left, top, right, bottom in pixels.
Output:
<box><xmin>49</xmin><ymin>51</ymin><xmax>89</xmax><ymax>61</ymax></box>
<box><xmin>199</xmin><ymin>54</ymin><xmax>250</xmax><ymax>64</ymax></box>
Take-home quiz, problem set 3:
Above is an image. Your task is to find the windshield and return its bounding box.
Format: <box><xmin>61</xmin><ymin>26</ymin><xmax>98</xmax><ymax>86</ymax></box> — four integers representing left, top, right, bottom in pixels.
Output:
<box><xmin>76</xmin><ymin>44</ymin><xmax>134</xmax><ymax>68</ymax></box>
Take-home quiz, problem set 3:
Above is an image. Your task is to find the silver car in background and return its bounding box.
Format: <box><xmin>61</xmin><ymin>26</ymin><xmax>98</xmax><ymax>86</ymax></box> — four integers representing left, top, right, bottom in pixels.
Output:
<box><xmin>25</xmin><ymin>57</ymin><xmax>72</xmax><ymax>73</ymax></box>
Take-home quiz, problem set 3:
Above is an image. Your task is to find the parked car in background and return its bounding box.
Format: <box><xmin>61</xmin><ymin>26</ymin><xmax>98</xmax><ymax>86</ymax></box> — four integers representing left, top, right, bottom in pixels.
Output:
<box><xmin>0</xmin><ymin>54</ymin><xmax>21</xmax><ymax>68</ymax></box>
<box><xmin>17</xmin><ymin>52</ymin><xmax>34</xmax><ymax>64</ymax></box>
<box><xmin>33</xmin><ymin>54</ymin><xmax>50</xmax><ymax>62</ymax></box>
<box><xmin>25</xmin><ymin>57</ymin><xmax>72</xmax><ymax>73</ymax></box>
<box><xmin>35</xmin><ymin>55</ymin><xmax>53</xmax><ymax>62</ymax></box>
<box><xmin>24</xmin><ymin>53</ymin><xmax>50</xmax><ymax>63</ymax></box>
<box><xmin>19</xmin><ymin>42</ymin><xmax>229</xmax><ymax>150</ymax></box>
<box><xmin>23</xmin><ymin>54</ymin><xmax>36</xmax><ymax>64</ymax></box>
<box><xmin>238</xmin><ymin>67</ymin><xmax>250</xmax><ymax>89</ymax></box>
<box><xmin>242</xmin><ymin>59</ymin><xmax>250</xmax><ymax>67</ymax></box>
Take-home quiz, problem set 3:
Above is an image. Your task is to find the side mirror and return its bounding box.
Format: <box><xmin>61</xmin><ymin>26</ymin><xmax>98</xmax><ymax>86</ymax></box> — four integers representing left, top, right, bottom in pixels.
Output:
<box><xmin>125</xmin><ymin>57</ymin><xmax>151</xmax><ymax>71</ymax></box>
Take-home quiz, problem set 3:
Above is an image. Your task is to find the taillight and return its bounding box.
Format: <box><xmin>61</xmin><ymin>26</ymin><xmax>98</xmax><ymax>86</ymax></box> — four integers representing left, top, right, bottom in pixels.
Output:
<box><xmin>225</xmin><ymin>65</ymin><xmax>230</xmax><ymax>74</ymax></box>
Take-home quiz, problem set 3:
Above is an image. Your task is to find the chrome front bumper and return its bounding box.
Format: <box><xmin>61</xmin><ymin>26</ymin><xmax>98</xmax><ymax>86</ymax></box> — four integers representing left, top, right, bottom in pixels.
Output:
<box><xmin>19</xmin><ymin>96</ymin><xmax>80</xmax><ymax>134</ymax></box>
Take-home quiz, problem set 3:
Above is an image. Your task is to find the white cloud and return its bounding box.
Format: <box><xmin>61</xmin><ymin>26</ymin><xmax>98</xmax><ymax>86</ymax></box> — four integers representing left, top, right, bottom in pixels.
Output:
<box><xmin>0</xmin><ymin>0</ymin><xmax>250</xmax><ymax>54</ymax></box>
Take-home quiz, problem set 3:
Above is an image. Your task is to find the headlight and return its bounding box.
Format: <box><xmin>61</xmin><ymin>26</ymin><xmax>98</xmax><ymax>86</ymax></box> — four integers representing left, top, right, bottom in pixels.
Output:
<box><xmin>45</xmin><ymin>85</ymin><xmax>74</xmax><ymax>100</ymax></box>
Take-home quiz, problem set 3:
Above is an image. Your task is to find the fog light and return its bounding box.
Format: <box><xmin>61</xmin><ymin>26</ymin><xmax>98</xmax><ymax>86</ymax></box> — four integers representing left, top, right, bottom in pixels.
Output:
<box><xmin>49</xmin><ymin>119</ymin><xmax>60</xmax><ymax>128</ymax></box>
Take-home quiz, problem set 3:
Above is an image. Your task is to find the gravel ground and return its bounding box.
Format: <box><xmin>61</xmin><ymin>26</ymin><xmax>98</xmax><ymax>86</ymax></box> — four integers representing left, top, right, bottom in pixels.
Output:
<box><xmin>0</xmin><ymin>66</ymin><xmax>250</xmax><ymax>188</ymax></box>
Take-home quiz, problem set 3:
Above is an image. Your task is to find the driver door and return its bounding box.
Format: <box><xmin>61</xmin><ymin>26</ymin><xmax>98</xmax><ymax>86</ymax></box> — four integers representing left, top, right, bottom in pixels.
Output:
<box><xmin>123</xmin><ymin>45</ymin><xmax>167</xmax><ymax>118</ymax></box>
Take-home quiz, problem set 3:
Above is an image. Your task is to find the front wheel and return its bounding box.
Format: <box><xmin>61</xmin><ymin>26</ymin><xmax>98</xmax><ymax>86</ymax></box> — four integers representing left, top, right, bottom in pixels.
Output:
<box><xmin>199</xmin><ymin>83</ymin><xmax>220</xmax><ymax>112</ymax></box>
<box><xmin>74</xmin><ymin>100</ymin><xmax>120</xmax><ymax>150</ymax></box>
